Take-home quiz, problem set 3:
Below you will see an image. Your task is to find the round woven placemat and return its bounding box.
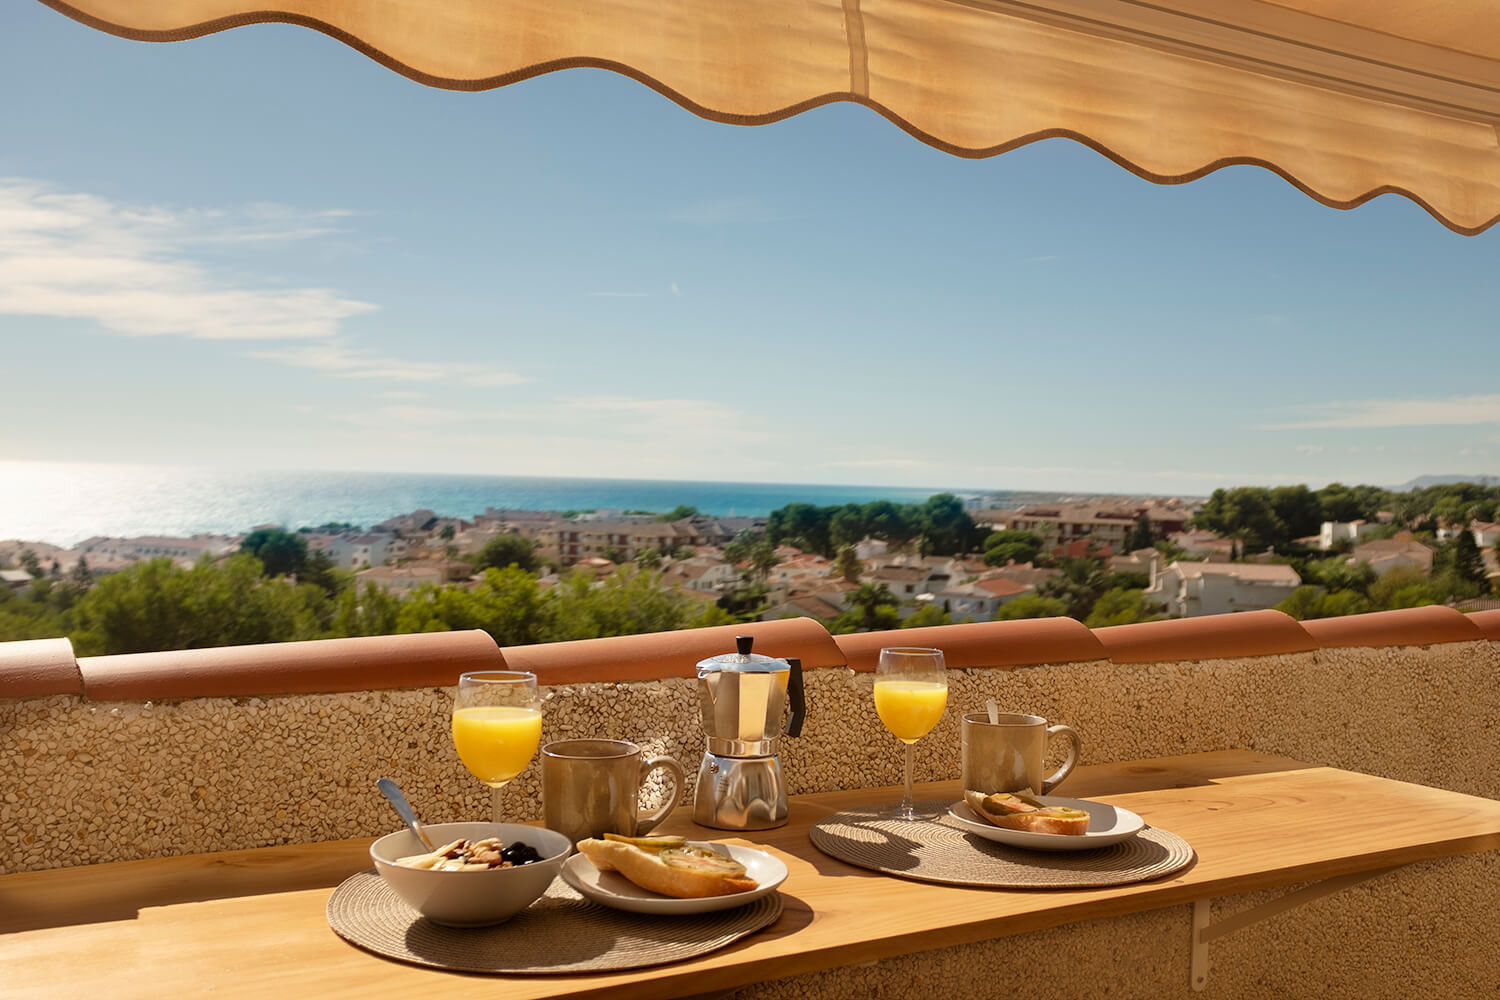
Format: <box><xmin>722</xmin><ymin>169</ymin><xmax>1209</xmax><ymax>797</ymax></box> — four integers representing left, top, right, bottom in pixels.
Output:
<box><xmin>327</xmin><ymin>870</ymin><xmax>782</xmax><ymax>974</ymax></box>
<box><xmin>809</xmin><ymin>801</ymin><xmax>1194</xmax><ymax>889</ymax></box>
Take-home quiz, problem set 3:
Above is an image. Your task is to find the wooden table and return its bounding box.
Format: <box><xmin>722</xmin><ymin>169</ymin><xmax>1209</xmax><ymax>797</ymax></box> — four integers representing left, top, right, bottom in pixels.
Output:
<box><xmin>6</xmin><ymin>750</ymin><xmax>1500</xmax><ymax>999</ymax></box>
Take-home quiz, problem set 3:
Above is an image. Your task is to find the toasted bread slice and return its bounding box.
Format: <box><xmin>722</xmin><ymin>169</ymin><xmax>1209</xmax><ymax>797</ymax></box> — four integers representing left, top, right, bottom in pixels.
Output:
<box><xmin>577</xmin><ymin>839</ymin><xmax>760</xmax><ymax>898</ymax></box>
<box><xmin>963</xmin><ymin>790</ymin><xmax>1090</xmax><ymax>835</ymax></box>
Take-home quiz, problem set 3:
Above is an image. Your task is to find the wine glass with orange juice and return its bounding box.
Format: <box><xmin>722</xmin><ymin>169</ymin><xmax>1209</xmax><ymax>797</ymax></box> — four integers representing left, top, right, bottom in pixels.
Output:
<box><xmin>873</xmin><ymin>647</ymin><xmax>947</xmax><ymax>820</ymax></box>
<box><xmin>453</xmin><ymin>671</ymin><xmax>542</xmax><ymax>823</ymax></box>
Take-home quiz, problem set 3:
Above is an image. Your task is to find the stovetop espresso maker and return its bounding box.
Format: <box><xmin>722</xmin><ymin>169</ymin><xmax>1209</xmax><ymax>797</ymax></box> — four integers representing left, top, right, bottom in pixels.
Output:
<box><xmin>692</xmin><ymin>635</ymin><xmax>805</xmax><ymax>830</ymax></box>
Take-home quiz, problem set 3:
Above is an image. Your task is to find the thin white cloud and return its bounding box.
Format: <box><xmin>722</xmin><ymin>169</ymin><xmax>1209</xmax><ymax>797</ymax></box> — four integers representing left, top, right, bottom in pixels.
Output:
<box><xmin>670</xmin><ymin>282</ymin><xmax>682</xmax><ymax>297</ymax></box>
<box><xmin>1295</xmin><ymin>444</ymin><xmax>1324</xmax><ymax>455</ymax></box>
<box><xmin>0</xmin><ymin>178</ymin><xmax>374</xmax><ymax>340</ymax></box>
<box><xmin>249</xmin><ymin>342</ymin><xmax>527</xmax><ymax>386</ymax></box>
<box><xmin>1262</xmin><ymin>394</ymin><xmax>1500</xmax><ymax>429</ymax></box>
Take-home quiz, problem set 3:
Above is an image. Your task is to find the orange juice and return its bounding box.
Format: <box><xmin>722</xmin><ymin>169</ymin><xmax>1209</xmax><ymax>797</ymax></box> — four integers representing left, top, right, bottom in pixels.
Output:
<box><xmin>873</xmin><ymin>679</ymin><xmax>948</xmax><ymax>743</ymax></box>
<box><xmin>452</xmin><ymin>706</ymin><xmax>543</xmax><ymax>786</ymax></box>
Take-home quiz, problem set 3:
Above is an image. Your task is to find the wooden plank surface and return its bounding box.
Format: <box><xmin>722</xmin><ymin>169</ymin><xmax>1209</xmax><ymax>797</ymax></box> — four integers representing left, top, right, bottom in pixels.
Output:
<box><xmin>5</xmin><ymin>750</ymin><xmax>1500</xmax><ymax>1000</ymax></box>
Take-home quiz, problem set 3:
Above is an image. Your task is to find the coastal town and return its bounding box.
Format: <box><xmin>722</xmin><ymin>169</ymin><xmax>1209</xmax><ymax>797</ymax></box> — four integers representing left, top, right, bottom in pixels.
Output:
<box><xmin>5</xmin><ymin>490</ymin><xmax>1498</xmax><ymax>638</ymax></box>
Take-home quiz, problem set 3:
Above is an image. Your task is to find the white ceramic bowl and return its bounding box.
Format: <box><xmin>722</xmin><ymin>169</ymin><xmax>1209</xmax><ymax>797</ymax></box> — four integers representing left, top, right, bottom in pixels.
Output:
<box><xmin>370</xmin><ymin>821</ymin><xmax>572</xmax><ymax>927</ymax></box>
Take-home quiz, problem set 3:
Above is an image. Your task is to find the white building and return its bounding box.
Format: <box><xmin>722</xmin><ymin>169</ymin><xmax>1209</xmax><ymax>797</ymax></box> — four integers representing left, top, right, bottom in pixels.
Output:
<box><xmin>326</xmin><ymin>533</ymin><xmax>397</xmax><ymax>569</ymax></box>
<box><xmin>1319</xmin><ymin>520</ymin><xmax>1385</xmax><ymax>549</ymax></box>
<box><xmin>1145</xmin><ymin>561</ymin><xmax>1300</xmax><ymax>617</ymax></box>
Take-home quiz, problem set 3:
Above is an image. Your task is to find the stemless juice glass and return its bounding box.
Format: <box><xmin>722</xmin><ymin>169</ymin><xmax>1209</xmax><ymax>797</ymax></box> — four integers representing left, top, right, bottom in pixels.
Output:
<box><xmin>873</xmin><ymin>647</ymin><xmax>948</xmax><ymax>821</ymax></box>
<box><xmin>453</xmin><ymin>671</ymin><xmax>542</xmax><ymax>823</ymax></box>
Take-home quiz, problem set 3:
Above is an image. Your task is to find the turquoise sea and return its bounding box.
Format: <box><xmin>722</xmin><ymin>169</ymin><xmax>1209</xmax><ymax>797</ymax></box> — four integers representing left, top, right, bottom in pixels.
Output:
<box><xmin>0</xmin><ymin>462</ymin><xmax>1012</xmax><ymax>548</ymax></box>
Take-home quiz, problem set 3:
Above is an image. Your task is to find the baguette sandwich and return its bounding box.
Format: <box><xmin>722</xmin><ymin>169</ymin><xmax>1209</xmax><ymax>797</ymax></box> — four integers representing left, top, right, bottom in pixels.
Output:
<box><xmin>576</xmin><ymin>834</ymin><xmax>760</xmax><ymax>899</ymax></box>
<box><xmin>963</xmin><ymin>790</ymin><xmax>1090</xmax><ymax>835</ymax></box>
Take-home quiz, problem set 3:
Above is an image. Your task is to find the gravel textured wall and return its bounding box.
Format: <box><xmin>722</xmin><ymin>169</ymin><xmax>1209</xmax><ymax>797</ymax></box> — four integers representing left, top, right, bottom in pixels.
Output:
<box><xmin>4</xmin><ymin>640</ymin><xmax>1499</xmax><ymax>997</ymax></box>
<box><xmin>3</xmin><ymin>641</ymin><xmax>1498</xmax><ymax>873</ymax></box>
<box><xmin>730</xmin><ymin>853</ymin><xmax>1500</xmax><ymax>1000</ymax></box>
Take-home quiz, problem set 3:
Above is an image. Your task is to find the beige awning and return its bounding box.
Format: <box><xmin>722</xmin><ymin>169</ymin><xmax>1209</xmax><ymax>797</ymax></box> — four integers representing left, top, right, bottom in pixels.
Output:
<box><xmin>41</xmin><ymin>0</ymin><xmax>1500</xmax><ymax>234</ymax></box>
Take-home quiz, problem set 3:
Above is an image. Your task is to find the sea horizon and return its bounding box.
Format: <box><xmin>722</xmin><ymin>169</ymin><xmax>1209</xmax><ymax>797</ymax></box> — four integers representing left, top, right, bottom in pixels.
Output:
<box><xmin>1</xmin><ymin>460</ymin><xmax>1078</xmax><ymax>550</ymax></box>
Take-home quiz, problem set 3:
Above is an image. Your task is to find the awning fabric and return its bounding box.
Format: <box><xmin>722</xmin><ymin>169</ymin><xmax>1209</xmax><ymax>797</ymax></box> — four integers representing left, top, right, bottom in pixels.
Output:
<box><xmin>41</xmin><ymin>0</ymin><xmax>1500</xmax><ymax>234</ymax></box>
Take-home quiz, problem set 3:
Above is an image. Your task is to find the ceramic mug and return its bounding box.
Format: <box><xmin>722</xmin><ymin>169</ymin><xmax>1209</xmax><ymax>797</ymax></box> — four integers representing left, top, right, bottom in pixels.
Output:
<box><xmin>541</xmin><ymin>739</ymin><xmax>685</xmax><ymax>844</ymax></box>
<box><xmin>960</xmin><ymin>712</ymin><xmax>1081</xmax><ymax>795</ymax></box>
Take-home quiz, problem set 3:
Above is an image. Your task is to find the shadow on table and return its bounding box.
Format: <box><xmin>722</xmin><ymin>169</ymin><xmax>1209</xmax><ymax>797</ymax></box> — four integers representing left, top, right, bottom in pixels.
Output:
<box><xmin>1</xmin><ymin>849</ymin><xmax>362</xmax><ymax>934</ymax></box>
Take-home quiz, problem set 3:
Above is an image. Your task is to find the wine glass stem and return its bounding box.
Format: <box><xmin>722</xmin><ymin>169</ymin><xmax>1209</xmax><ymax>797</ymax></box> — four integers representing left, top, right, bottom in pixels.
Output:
<box><xmin>490</xmin><ymin>784</ymin><xmax>505</xmax><ymax>824</ymax></box>
<box><xmin>901</xmin><ymin>742</ymin><xmax>916</xmax><ymax>814</ymax></box>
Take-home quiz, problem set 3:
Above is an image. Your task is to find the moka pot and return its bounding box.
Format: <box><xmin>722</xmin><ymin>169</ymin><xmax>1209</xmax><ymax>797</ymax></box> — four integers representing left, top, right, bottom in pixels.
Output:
<box><xmin>692</xmin><ymin>635</ymin><xmax>806</xmax><ymax>830</ymax></box>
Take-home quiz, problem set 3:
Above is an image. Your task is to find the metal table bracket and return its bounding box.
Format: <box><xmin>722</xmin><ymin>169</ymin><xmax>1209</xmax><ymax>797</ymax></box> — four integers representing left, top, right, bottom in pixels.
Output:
<box><xmin>1190</xmin><ymin>866</ymin><xmax>1400</xmax><ymax>990</ymax></box>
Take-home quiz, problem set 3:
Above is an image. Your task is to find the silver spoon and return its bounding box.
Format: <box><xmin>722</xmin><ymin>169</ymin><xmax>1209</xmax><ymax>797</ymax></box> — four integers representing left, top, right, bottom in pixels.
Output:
<box><xmin>377</xmin><ymin>777</ymin><xmax>435</xmax><ymax>851</ymax></box>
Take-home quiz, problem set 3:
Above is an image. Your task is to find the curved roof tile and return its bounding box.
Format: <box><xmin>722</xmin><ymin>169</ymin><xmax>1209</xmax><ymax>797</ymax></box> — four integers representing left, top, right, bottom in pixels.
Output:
<box><xmin>834</xmin><ymin>618</ymin><xmax>1105</xmax><ymax>672</ymax></box>
<box><xmin>0</xmin><ymin>637</ymin><xmax>81</xmax><ymax>698</ymax></box>
<box><xmin>1094</xmin><ymin>609</ymin><xmax>1315</xmax><ymax>663</ymax></box>
<box><xmin>78</xmin><ymin>630</ymin><xmax>504</xmax><ymax>701</ymax></box>
<box><xmin>501</xmin><ymin>617</ymin><xmax>843</xmax><ymax>684</ymax></box>
<box><xmin>1300</xmin><ymin>605</ymin><xmax>1486</xmax><ymax>648</ymax></box>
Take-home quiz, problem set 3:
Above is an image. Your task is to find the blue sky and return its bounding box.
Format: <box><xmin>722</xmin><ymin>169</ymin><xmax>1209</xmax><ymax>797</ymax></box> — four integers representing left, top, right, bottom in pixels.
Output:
<box><xmin>2</xmin><ymin>3</ymin><xmax>1497</xmax><ymax>496</ymax></box>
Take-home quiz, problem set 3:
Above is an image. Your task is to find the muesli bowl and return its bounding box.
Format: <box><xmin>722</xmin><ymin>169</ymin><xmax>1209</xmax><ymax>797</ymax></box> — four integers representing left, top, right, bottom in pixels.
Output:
<box><xmin>370</xmin><ymin>821</ymin><xmax>572</xmax><ymax>927</ymax></box>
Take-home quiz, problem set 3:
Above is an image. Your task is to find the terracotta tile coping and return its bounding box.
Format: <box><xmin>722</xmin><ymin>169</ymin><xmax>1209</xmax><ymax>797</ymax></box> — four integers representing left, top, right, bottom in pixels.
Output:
<box><xmin>4</xmin><ymin>607</ymin><xmax>1498</xmax><ymax>702</ymax></box>
<box><xmin>1299</xmin><ymin>605</ymin><xmax>1486</xmax><ymax>648</ymax></box>
<box><xmin>1094</xmin><ymin>610</ymin><xmax>1316</xmax><ymax>663</ymax></box>
<box><xmin>77</xmin><ymin>631</ymin><xmax>506</xmax><ymax>701</ymax></box>
<box><xmin>832</xmin><ymin>618</ymin><xmax>1105</xmax><ymax>672</ymax></box>
<box><xmin>1470</xmin><ymin>609</ymin><xmax>1500</xmax><ymax>640</ymax></box>
<box><xmin>0</xmin><ymin>637</ymin><xmax>81</xmax><ymax>698</ymax></box>
<box><xmin>501</xmin><ymin>618</ymin><xmax>844</xmax><ymax>684</ymax></box>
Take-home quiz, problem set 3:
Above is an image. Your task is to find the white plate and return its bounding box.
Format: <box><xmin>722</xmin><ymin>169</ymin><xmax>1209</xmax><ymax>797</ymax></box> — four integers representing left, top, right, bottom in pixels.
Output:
<box><xmin>560</xmin><ymin>842</ymin><xmax>788</xmax><ymax>915</ymax></box>
<box><xmin>947</xmin><ymin>796</ymin><xmax>1145</xmax><ymax>851</ymax></box>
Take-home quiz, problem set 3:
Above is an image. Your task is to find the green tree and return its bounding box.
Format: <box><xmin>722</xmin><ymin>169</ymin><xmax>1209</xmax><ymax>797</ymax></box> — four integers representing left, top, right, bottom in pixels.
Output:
<box><xmin>1301</xmin><ymin>557</ymin><xmax>1377</xmax><ymax>595</ymax></box>
<box><xmin>657</xmin><ymin>505</ymin><xmax>699</xmax><ymax>522</ymax></box>
<box><xmin>1083</xmin><ymin>588</ymin><xmax>1163</xmax><ymax>627</ymax></box>
<box><xmin>768</xmin><ymin>503</ymin><xmax>835</xmax><ymax>557</ymax></box>
<box><xmin>1275</xmin><ymin>585</ymin><xmax>1329</xmax><ymax>621</ymax></box>
<box><xmin>1192</xmin><ymin>487</ymin><xmax>1286</xmax><ymax>552</ymax></box>
<box><xmin>1368</xmin><ymin>566</ymin><xmax>1444</xmax><ymax>610</ymax></box>
<box><xmin>1320</xmin><ymin>589</ymin><xmax>1372</xmax><ymax>617</ymax></box>
<box><xmin>470</xmin><ymin>533</ymin><xmax>540</xmax><ymax>574</ymax></box>
<box><xmin>843</xmin><ymin>582</ymin><xmax>900</xmax><ymax>632</ymax></box>
<box><xmin>439</xmin><ymin>524</ymin><xmax>456</xmax><ymax>541</ymax></box>
<box><xmin>833</xmin><ymin>545</ymin><xmax>861</xmax><ymax>584</ymax></box>
<box><xmin>19</xmin><ymin>548</ymin><xmax>43</xmax><ymax>579</ymax></box>
<box><xmin>1270</xmin><ymin>485</ymin><xmax>1324</xmax><ymax>540</ymax></box>
<box><xmin>746</xmin><ymin>539</ymin><xmax>781</xmax><ymax>583</ymax></box>
<box><xmin>917</xmin><ymin>494</ymin><xmax>981</xmax><ymax>555</ymax></box>
<box><xmin>1452</xmin><ymin>531</ymin><xmax>1486</xmax><ymax>588</ymax></box>
<box><xmin>541</xmin><ymin>567</ymin><xmax>701</xmax><ymax>641</ymax></box>
<box><xmin>635</xmin><ymin>548</ymin><xmax>663</xmax><ymax>571</ymax></box>
<box><xmin>395</xmin><ymin>567</ymin><xmax>548</xmax><ymax>645</ymax></box>
<box><xmin>1317</xmin><ymin>482</ymin><xmax>1392</xmax><ymax>524</ymax></box>
<box><xmin>716</xmin><ymin>582</ymin><xmax>771</xmax><ymax>622</ymax></box>
<box><xmin>71</xmin><ymin>555</ymin><xmax>326</xmax><ymax>655</ymax></box>
<box><xmin>982</xmin><ymin>530</ymin><xmax>1044</xmax><ymax>567</ymax></box>
<box><xmin>1038</xmin><ymin>557</ymin><xmax>1111</xmax><ymax>620</ymax></box>
<box><xmin>861</xmin><ymin>501</ymin><xmax>918</xmax><ymax>548</ymax></box>
<box><xmin>240</xmin><ymin>528</ymin><xmax>310</xmax><ymax>578</ymax></box>
<box><xmin>901</xmin><ymin>603</ymin><xmax>952</xmax><ymax>628</ymax></box>
<box><xmin>828</xmin><ymin>504</ymin><xmax>870</xmax><ymax>551</ymax></box>
<box><xmin>1127</xmin><ymin>515</ymin><xmax>1154</xmax><ymax>552</ymax></box>
<box><xmin>993</xmin><ymin>594</ymin><xmax>1069</xmax><ymax>620</ymax></box>
<box><xmin>326</xmin><ymin>582</ymin><xmax>404</xmax><ymax>638</ymax></box>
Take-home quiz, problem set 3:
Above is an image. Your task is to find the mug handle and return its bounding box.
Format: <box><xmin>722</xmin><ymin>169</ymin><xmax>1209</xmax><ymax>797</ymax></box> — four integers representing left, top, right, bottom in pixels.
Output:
<box><xmin>1040</xmin><ymin>724</ymin><xmax>1082</xmax><ymax>794</ymax></box>
<box><xmin>633</xmin><ymin>755</ymin><xmax>686</xmax><ymax>836</ymax></box>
